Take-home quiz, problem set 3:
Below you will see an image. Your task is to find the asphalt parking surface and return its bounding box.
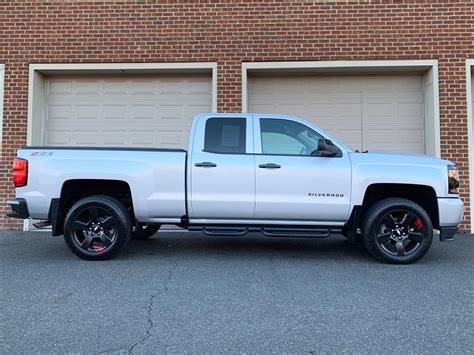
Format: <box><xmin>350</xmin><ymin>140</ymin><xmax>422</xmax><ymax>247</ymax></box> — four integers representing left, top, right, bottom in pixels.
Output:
<box><xmin>1</xmin><ymin>231</ymin><xmax>473</xmax><ymax>354</ymax></box>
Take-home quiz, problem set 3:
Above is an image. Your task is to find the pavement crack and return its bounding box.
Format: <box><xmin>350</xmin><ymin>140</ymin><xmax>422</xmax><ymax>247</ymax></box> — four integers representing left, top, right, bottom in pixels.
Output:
<box><xmin>128</xmin><ymin>262</ymin><xmax>178</xmax><ymax>354</ymax></box>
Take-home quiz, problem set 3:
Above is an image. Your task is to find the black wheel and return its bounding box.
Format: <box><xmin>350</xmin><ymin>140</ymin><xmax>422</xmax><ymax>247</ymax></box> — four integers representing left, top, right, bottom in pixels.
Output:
<box><xmin>133</xmin><ymin>223</ymin><xmax>161</xmax><ymax>240</ymax></box>
<box><xmin>63</xmin><ymin>195</ymin><xmax>132</xmax><ymax>260</ymax></box>
<box><xmin>362</xmin><ymin>198</ymin><xmax>433</xmax><ymax>264</ymax></box>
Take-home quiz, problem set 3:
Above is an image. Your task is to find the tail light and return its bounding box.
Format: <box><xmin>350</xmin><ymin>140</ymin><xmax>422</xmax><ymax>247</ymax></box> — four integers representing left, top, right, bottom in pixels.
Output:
<box><xmin>13</xmin><ymin>158</ymin><xmax>28</xmax><ymax>187</ymax></box>
<box><xmin>447</xmin><ymin>165</ymin><xmax>459</xmax><ymax>194</ymax></box>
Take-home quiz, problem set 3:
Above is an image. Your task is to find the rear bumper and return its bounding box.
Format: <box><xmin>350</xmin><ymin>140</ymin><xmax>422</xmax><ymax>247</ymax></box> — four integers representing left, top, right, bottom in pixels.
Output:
<box><xmin>6</xmin><ymin>198</ymin><xmax>30</xmax><ymax>219</ymax></box>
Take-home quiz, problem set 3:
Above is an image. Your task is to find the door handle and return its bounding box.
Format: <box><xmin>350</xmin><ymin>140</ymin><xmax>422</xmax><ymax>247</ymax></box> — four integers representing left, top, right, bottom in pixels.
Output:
<box><xmin>195</xmin><ymin>161</ymin><xmax>217</xmax><ymax>168</ymax></box>
<box><xmin>258</xmin><ymin>163</ymin><xmax>281</xmax><ymax>169</ymax></box>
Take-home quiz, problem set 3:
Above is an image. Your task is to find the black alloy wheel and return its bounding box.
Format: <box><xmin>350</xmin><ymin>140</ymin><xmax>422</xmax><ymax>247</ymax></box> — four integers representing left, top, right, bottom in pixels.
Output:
<box><xmin>362</xmin><ymin>198</ymin><xmax>433</xmax><ymax>264</ymax></box>
<box><xmin>375</xmin><ymin>209</ymin><xmax>424</xmax><ymax>257</ymax></box>
<box><xmin>64</xmin><ymin>195</ymin><xmax>132</xmax><ymax>260</ymax></box>
<box><xmin>71</xmin><ymin>206</ymin><xmax>118</xmax><ymax>253</ymax></box>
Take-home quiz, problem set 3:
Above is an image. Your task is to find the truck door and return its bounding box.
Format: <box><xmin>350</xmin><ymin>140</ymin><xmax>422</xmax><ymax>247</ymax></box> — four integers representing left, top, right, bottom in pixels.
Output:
<box><xmin>189</xmin><ymin>115</ymin><xmax>255</xmax><ymax>220</ymax></box>
<box><xmin>253</xmin><ymin>117</ymin><xmax>351</xmax><ymax>222</ymax></box>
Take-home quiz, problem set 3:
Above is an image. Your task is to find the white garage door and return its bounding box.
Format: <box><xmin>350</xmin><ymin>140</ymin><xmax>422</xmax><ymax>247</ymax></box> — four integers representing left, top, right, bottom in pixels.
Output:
<box><xmin>248</xmin><ymin>74</ymin><xmax>425</xmax><ymax>154</ymax></box>
<box><xmin>44</xmin><ymin>74</ymin><xmax>212</xmax><ymax>148</ymax></box>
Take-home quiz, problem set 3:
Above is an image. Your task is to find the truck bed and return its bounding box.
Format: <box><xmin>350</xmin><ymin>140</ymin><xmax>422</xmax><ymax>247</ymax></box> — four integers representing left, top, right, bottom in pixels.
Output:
<box><xmin>16</xmin><ymin>146</ymin><xmax>187</xmax><ymax>223</ymax></box>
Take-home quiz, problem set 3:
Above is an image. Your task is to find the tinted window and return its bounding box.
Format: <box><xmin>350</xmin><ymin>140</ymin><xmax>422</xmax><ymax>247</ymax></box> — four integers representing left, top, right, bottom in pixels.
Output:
<box><xmin>260</xmin><ymin>119</ymin><xmax>323</xmax><ymax>155</ymax></box>
<box><xmin>204</xmin><ymin>118</ymin><xmax>246</xmax><ymax>154</ymax></box>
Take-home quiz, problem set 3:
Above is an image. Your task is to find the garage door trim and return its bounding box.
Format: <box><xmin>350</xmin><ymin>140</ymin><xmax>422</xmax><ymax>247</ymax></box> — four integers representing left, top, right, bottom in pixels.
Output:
<box><xmin>466</xmin><ymin>59</ymin><xmax>474</xmax><ymax>233</ymax></box>
<box><xmin>27</xmin><ymin>62</ymin><xmax>218</xmax><ymax>146</ymax></box>
<box><xmin>242</xmin><ymin>60</ymin><xmax>440</xmax><ymax>158</ymax></box>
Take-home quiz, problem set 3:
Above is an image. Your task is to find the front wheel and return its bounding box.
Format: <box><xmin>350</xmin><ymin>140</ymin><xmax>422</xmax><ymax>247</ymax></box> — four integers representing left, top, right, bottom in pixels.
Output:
<box><xmin>63</xmin><ymin>195</ymin><xmax>133</xmax><ymax>260</ymax></box>
<box><xmin>362</xmin><ymin>198</ymin><xmax>433</xmax><ymax>264</ymax></box>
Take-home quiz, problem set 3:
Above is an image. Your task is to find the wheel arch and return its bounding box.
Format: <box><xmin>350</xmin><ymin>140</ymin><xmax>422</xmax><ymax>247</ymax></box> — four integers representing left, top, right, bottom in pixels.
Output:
<box><xmin>359</xmin><ymin>183</ymin><xmax>439</xmax><ymax>230</ymax></box>
<box><xmin>51</xmin><ymin>179</ymin><xmax>133</xmax><ymax>236</ymax></box>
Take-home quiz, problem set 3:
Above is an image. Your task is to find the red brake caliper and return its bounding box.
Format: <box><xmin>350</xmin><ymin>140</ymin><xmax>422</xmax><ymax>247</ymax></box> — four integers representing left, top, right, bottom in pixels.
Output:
<box><xmin>414</xmin><ymin>218</ymin><xmax>423</xmax><ymax>231</ymax></box>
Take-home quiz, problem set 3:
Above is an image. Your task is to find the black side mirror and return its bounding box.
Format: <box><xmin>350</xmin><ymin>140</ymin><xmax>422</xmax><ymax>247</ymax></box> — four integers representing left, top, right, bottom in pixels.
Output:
<box><xmin>312</xmin><ymin>139</ymin><xmax>339</xmax><ymax>157</ymax></box>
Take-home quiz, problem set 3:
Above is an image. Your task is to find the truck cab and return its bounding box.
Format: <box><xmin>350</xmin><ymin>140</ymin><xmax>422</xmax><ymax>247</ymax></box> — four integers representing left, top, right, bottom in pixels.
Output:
<box><xmin>187</xmin><ymin>113</ymin><xmax>352</xmax><ymax>225</ymax></box>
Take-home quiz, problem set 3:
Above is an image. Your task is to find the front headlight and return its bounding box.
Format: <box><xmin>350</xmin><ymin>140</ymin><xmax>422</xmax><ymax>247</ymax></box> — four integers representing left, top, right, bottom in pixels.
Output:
<box><xmin>448</xmin><ymin>165</ymin><xmax>459</xmax><ymax>194</ymax></box>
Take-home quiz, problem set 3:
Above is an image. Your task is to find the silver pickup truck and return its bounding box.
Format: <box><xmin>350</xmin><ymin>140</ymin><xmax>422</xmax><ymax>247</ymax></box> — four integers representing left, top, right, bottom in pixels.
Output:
<box><xmin>7</xmin><ymin>113</ymin><xmax>464</xmax><ymax>263</ymax></box>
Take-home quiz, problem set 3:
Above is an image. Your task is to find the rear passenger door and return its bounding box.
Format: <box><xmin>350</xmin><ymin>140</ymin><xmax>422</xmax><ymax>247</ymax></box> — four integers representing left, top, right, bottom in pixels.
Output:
<box><xmin>189</xmin><ymin>116</ymin><xmax>255</xmax><ymax>220</ymax></box>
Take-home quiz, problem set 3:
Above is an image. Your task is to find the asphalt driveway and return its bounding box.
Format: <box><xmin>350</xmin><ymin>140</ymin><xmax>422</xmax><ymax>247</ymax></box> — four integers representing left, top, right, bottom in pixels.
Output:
<box><xmin>1</xmin><ymin>231</ymin><xmax>473</xmax><ymax>354</ymax></box>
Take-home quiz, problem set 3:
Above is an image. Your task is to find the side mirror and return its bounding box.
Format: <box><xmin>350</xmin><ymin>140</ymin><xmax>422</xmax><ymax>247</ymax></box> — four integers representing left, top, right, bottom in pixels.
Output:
<box><xmin>312</xmin><ymin>139</ymin><xmax>339</xmax><ymax>157</ymax></box>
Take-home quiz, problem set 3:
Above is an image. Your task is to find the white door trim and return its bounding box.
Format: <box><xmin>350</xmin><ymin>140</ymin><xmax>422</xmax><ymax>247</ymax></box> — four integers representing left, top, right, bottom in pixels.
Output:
<box><xmin>242</xmin><ymin>60</ymin><xmax>440</xmax><ymax>157</ymax></box>
<box><xmin>466</xmin><ymin>59</ymin><xmax>474</xmax><ymax>233</ymax></box>
<box><xmin>0</xmin><ymin>64</ymin><xmax>4</xmax><ymax>155</ymax></box>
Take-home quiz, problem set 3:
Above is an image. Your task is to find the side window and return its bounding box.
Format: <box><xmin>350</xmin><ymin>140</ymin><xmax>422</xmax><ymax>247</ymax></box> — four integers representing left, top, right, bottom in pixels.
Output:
<box><xmin>260</xmin><ymin>119</ymin><xmax>323</xmax><ymax>156</ymax></box>
<box><xmin>204</xmin><ymin>118</ymin><xmax>246</xmax><ymax>154</ymax></box>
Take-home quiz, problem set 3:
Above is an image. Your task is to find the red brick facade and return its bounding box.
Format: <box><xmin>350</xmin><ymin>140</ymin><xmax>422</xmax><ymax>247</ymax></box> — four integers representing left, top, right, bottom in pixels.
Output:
<box><xmin>1</xmin><ymin>0</ymin><xmax>473</xmax><ymax>231</ymax></box>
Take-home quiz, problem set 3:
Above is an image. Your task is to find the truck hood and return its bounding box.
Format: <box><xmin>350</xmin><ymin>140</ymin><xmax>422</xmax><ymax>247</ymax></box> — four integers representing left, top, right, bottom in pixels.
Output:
<box><xmin>350</xmin><ymin>150</ymin><xmax>454</xmax><ymax>167</ymax></box>
<box><xmin>348</xmin><ymin>150</ymin><xmax>455</xmax><ymax>199</ymax></box>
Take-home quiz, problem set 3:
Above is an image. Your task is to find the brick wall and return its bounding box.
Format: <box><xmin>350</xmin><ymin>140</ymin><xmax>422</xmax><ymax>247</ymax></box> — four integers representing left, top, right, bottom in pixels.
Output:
<box><xmin>1</xmin><ymin>0</ymin><xmax>473</xmax><ymax>231</ymax></box>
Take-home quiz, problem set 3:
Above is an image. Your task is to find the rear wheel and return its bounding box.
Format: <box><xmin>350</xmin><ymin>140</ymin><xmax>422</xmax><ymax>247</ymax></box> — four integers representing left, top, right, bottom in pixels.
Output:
<box><xmin>362</xmin><ymin>198</ymin><xmax>433</xmax><ymax>264</ymax></box>
<box><xmin>133</xmin><ymin>223</ymin><xmax>161</xmax><ymax>239</ymax></box>
<box><xmin>63</xmin><ymin>195</ymin><xmax>132</xmax><ymax>260</ymax></box>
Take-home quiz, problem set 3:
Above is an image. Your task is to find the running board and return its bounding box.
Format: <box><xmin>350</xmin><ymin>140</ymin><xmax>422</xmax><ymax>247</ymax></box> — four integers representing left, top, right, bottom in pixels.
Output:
<box><xmin>261</xmin><ymin>227</ymin><xmax>331</xmax><ymax>238</ymax></box>
<box><xmin>191</xmin><ymin>226</ymin><xmax>339</xmax><ymax>238</ymax></box>
<box><xmin>202</xmin><ymin>227</ymin><xmax>248</xmax><ymax>236</ymax></box>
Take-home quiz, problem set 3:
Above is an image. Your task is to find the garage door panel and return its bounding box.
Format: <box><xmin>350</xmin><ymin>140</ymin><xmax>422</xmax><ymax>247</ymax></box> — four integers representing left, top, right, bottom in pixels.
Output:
<box><xmin>399</xmin><ymin>102</ymin><xmax>424</xmax><ymax>118</ymax></box>
<box><xmin>75</xmin><ymin>104</ymin><xmax>99</xmax><ymax>120</ymax></box>
<box><xmin>130</xmin><ymin>105</ymin><xmax>155</xmax><ymax>120</ymax></box>
<box><xmin>130</xmin><ymin>130</ymin><xmax>155</xmax><ymax>146</ymax></box>
<box><xmin>102</xmin><ymin>130</ymin><xmax>128</xmax><ymax>145</ymax></box>
<box><xmin>45</xmin><ymin>74</ymin><xmax>212</xmax><ymax>148</ymax></box>
<box><xmin>48</xmin><ymin>105</ymin><xmax>70</xmax><ymax>120</ymax></box>
<box><xmin>49</xmin><ymin>80</ymin><xmax>72</xmax><ymax>95</ymax></box>
<box><xmin>46</xmin><ymin>130</ymin><xmax>70</xmax><ymax>145</ymax></box>
<box><xmin>75</xmin><ymin>80</ymin><xmax>101</xmax><ymax>95</ymax></box>
<box><xmin>249</xmin><ymin>74</ymin><xmax>425</xmax><ymax>154</ymax></box>
<box><xmin>103</xmin><ymin>104</ymin><xmax>127</xmax><ymax>119</ymax></box>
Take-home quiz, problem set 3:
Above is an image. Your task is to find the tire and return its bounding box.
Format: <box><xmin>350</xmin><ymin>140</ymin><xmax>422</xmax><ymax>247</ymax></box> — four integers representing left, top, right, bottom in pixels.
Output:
<box><xmin>133</xmin><ymin>223</ymin><xmax>161</xmax><ymax>240</ymax></box>
<box><xmin>362</xmin><ymin>198</ymin><xmax>433</xmax><ymax>264</ymax></box>
<box><xmin>63</xmin><ymin>195</ymin><xmax>133</xmax><ymax>260</ymax></box>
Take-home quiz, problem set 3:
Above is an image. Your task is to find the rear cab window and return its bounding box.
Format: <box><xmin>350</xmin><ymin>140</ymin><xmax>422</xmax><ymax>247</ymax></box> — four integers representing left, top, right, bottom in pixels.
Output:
<box><xmin>204</xmin><ymin>118</ymin><xmax>246</xmax><ymax>154</ymax></box>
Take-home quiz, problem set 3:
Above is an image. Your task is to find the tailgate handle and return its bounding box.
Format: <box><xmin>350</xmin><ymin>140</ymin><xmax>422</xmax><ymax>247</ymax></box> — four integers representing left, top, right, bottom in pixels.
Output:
<box><xmin>195</xmin><ymin>161</ymin><xmax>217</xmax><ymax>168</ymax></box>
<box><xmin>258</xmin><ymin>163</ymin><xmax>281</xmax><ymax>169</ymax></box>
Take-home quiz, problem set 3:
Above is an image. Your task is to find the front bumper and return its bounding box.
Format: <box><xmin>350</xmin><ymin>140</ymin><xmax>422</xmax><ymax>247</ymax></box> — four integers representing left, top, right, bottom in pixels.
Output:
<box><xmin>6</xmin><ymin>198</ymin><xmax>30</xmax><ymax>219</ymax></box>
<box><xmin>437</xmin><ymin>197</ymin><xmax>463</xmax><ymax>241</ymax></box>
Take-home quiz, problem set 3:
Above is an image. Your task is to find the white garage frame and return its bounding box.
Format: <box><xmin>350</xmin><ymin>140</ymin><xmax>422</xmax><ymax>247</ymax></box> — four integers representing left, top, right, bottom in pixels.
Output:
<box><xmin>466</xmin><ymin>59</ymin><xmax>474</xmax><ymax>233</ymax></box>
<box><xmin>242</xmin><ymin>60</ymin><xmax>440</xmax><ymax>158</ymax></box>
<box><xmin>25</xmin><ymin>62</ymin><xmax>218</xmax><ymax>231</ymax></box>
<box><xmin>0</xmin><ymin>64</ymin><xmax>4</xmax><ymax>156</ymax></box>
